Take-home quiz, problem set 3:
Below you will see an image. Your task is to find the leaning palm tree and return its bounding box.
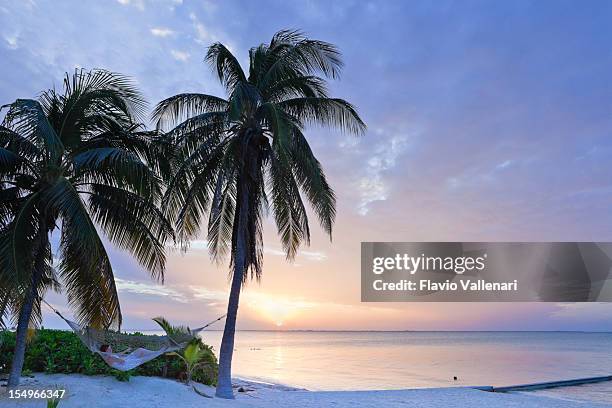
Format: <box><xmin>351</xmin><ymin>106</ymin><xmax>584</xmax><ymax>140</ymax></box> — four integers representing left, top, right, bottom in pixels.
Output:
<box><xmin>0</xmin><ymin>69</ymin><xmax>173</xmax><ymax>386</ymax></box>
<box><xmin>154</xmin><ymin>30</ymin><xmax>365</xmax><ymax>398</ymax></box>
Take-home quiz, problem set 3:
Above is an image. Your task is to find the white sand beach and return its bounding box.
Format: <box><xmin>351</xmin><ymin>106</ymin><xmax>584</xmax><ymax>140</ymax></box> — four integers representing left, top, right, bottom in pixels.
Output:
<box><xmin>1</xmin><ymin>374</ymin><xmax>608</xmax><ymax>408</ymax></box>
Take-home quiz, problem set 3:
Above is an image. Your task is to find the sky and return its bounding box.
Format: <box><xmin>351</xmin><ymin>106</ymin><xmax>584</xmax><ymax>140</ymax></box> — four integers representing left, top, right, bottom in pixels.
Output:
<box><xmin>2</xmin><ymin>0</ymin><xmax>612</xmax><ymax>331</ymax></box>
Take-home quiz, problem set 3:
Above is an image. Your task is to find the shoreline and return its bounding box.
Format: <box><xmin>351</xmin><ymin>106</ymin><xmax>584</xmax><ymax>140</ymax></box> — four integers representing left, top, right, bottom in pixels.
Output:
<box><xmin>2</xmin><ymin>373</ymin><xmax>610</xmax><ymax>408</ymax></box>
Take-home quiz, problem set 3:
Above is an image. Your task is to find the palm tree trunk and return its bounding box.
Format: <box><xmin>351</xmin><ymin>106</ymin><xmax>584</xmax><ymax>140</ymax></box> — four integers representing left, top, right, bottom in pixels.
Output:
<box><xmin>215</xmin><ymin>180</ymin><xmax>249</xmax><ymax>399</ymax></box>
<box><xmin>7</xmin><ymin>225</ymin><xmax>47</xmax><ymax>388</ymax></box>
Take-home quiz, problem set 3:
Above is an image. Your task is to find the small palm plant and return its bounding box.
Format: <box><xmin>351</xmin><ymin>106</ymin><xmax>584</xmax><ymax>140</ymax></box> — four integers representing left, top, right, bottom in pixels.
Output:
<box><xmin>153</xmin><ymin>316</ymin><xmax>191</xmax><ymax>339</ymax></box>
<box><xmin>153</xmin><ymin>317</ymin><xmax>214</xmax><ymax>387</ymax></box>
<box><xmin>171</xmin><ymin>341</ymin><xmax>211</xmax><ymax>386</ymax></box>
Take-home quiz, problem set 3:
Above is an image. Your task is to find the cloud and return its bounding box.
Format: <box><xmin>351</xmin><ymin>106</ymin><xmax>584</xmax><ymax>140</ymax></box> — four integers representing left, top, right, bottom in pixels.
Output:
<box><xmin>150</xmin><ymin>27</ymin><xmax>174</xmax><ymax>37</ymax></box>
<box><xmin>357</xmin><ymin>176</ymin><xmax>388</xmax><ymax>216</ymax></box>
<box><xmin>551</xmin><ymin>303</ymin><xmax>612</xmax><ymax>320</ymax></box>
<box><xmin>115</xmin><ymin>278</ymin><xmax>188</xmax><ymax>303</ymax></box>
<box><xmin>115</xmin><ymin>0</ymin><xmax>145</xmax><ymax>10</ymax></box>
<box><xmin>116</xmin><ymin>279</ymin><xmax>226</xmax><ymax>304</ymax></box>
<box><xmin>445</xmin><ymin>158</ymin><xmax>516</xmax><ymax>192</ymax></box>
<box><xmin>189</xmin><ymin>286</ymin><xmax>227</xmax><ymax>301</ymax></box>
<box><xmin>187</xmin><ymin>11</ymin><xmax>235</xmax><ymax>53</ymax></box>
<box><xmin>3</xmin><ymin>33</ymin><xmax>18</xmax><ymax>50</ymax></box>
<box><xmin>188</xmin><ymin>240</ymin><xmax>209</xmax><ymax>250</ymax></box>
<box><xmin>166</xmin><ymin>239</ymin><xmax>208</xmax><ymax>250</ymax></box>
<box><xmin>166</xmin><ymin>243</ymin><xmax>327</xmax><ymax>262</ymax></box>
<box><xmin>189</xmin><ymin>12</ymin><xmax>213</xmax><ymax>44</ymax></box>
<box><xmin>496</xmin><ymin>160</ymin><xmax>513</xmax><ymax>170</ymax></box>
<box><xmin>357</xmin><ymin>131</ymin><xmax>411</xmax><ymax>215</ymax></box>
<box><xmin>300</xmin><ymin>250</ymin><xmax>328</xmax><ymax>261</ymax></box>
<box><xmin>170</xmin><ymin>49</ymin><xmax>190</xmax><ymax>61</ymax></box>
<box><xmin>265</xmin><ymin>247</ymin><xmax>327</xmax><ymax>261</ymax></box>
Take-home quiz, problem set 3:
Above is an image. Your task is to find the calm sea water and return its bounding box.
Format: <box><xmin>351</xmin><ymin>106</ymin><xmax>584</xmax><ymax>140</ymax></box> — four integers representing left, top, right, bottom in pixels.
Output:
<box><xmin>194</xmin><ymin>331</ymin><xmax>612</xmax><ymax>404</ymax></box>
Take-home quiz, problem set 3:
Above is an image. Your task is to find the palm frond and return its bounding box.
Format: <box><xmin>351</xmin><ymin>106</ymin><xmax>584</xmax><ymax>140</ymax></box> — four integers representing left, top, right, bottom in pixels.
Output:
<box><xmin>60</xmin><ymin>68</ymin><xmax>147</xmax><ymax>122</ymax></box>
<box><xmin>45</xmin><ymin>177</ymin><xmax>121</xmax><ymax>329</ymax></box>
<box><xmin>162</xmin><ymin>136</ymin><xmax>226</xmax><ymax>230</ymax></box>
<box><xmin>207</xmin><ymin>168</ymin><xmax>237</xmax><ymax>262</ymax></box>
<box><xmin>0</xmin><ymin>147</ymin><xmax>21</xmax><ymax>172</ymax></box>
<box><xmin>268</xmin><ymin>151</ymin><xmax>310</xmax><ymax>260</ymax></box>
<box><xmin>152</xmin><ymin>316</ymin><xmax>191</xmax><ymax>336</ymax></box>
<box><xmin>279</xmin><ymin>97</ymin><xmax>366</xmax><ymax>134</ymax></box>
<box><xmin>0</xmin><ymin>291</ymin><xmax>9</xmax><ymax>329</ymax></box>
<box><xmin>289</xmin><ymin>127</ymin><xmax>336</xmax><ymax>237</ymax></box>
<box><xmin>228</xmin><ymin>82</ymin><xmax>262</xmax><ymax>122</ymax></box>
<box><xmin>10</xmin><ymin>240</ymin><xmax>54</xmax><ymax>329</ymax></box>
<box><xmin>9</xmin><ymin>193</ymin><xmax>41</xmax><ymax>288</ymax></box>
<box><xmin>163</xmin><ymin>112</ymin><xmax>228</xmax><ymax>150</ymax></box>
<box><xmin>259</xmin><ymin>30</ymin><xmax>343</xmax><ymax>89</ymax></box>
<box><xmin>172</xmin><ymin>147</ymin><xmax>225</xmax><ymax>246</ymax></box>
<box><xmin>264</xmin><ymin>75</ymin><xmax>329</xmax><ymax>102</ymax></box>
<box><xmin>231</xmin><ymin>165</ymin><xmax>267</xmax><ymax>281</ymax></box>
<box><xmin>0</xmin><ymin>125</ymin><xmax>42</xmax><ymax>161</ymax></box>
<box><xmin>84</xmin><ymin>183</ymin><xmax>171</xmax><ymax>280</ymax></box>
<box><xmin>152</xmin><ymin>93</ymin><xmax>229</xmax><ymax>131</ymax></box>
<box><xmin>2</xmin><ymin>99</ymin><xmax>64</xmax><ymax>160</ymax></box>
<box><xmin>205</xmin><ymin>43</ymin><xmax>247</xmax><ymax>94</ymax></box>
<box><xmin>72</xmin><ymin>147</ymin><xmax>161</xmax><ymax>199</ymax></box>
<box><xmin>257</xmin><ymin>102</ymin><xmax>291</xmax><ymax>150</ymax></box>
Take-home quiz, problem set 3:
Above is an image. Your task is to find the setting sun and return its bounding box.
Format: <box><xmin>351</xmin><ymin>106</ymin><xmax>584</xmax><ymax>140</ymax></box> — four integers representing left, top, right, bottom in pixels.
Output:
<box><xmin>244</xmin><ymin>292</ymin><xmax>313</xmax><ymax>328</ymax></box>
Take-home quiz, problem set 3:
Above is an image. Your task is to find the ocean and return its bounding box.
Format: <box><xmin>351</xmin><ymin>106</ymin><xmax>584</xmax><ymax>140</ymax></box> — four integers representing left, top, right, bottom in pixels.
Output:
<box><xmin>198</xmin><ymin>331</ymin><xmax>612</xmax><ymax>404</ymax></box>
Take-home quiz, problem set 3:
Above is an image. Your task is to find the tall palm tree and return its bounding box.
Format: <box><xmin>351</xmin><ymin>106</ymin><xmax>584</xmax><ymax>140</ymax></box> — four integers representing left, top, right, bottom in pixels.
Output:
<box><xmin>0</xmin><ymin>69</ymin><xmax>173</xmax><ymax>387</ymax></box>
<box><xmin>154</xmin><ymin>30</ymin><xmax>365</xmax><ymax>398</ymax></box>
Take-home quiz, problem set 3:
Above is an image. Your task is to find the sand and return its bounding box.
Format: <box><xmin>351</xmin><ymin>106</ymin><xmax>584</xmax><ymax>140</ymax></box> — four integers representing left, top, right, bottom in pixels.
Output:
<box><xmin>1</xmin><ymin>374</ymin><xmax>608</xmax><ymax>407</ymax></box>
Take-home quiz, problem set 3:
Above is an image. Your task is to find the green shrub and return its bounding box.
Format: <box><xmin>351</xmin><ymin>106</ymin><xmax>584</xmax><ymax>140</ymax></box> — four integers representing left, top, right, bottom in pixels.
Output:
<box><xmin>0</xmin><ymin>329</ymin><xmax>217</xmax><ymax>385</ymax></box>
<box><xmin>47</xmin><ymin>399</ymin><xmax>60</xmax><ymax>408</ymax></box>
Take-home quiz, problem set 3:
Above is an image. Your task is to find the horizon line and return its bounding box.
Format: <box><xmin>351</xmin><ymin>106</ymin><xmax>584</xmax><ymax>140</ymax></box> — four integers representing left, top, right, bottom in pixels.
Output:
<box><xmin>33</xmin><ymin>328</ymin><xmax>612</xmax><ymax>334</ymax></box>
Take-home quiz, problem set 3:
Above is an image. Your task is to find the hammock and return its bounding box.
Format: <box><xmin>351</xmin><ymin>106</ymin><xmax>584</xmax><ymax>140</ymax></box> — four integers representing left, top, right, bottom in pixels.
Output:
<box><xmin>43</xmin><ymin>300</ymin><xmax>225</xmax><ymax>371</ymax></box>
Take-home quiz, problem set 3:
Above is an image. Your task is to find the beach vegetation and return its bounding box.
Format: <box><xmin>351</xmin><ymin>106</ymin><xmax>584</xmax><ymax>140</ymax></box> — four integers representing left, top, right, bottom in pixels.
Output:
<box><xmin>169</xmin><ymin>341</ymin><xmax>215</xmax><ymax>386</ymax></box>
<box><xmin>47</xmin><ymin>398</ymin><xmax>61</xmax><ymax>408</ymax></box>
<box><xmin>0</xmin><ymin>329</ymin><xmax>217</xmax><ymax>385</ymax></box>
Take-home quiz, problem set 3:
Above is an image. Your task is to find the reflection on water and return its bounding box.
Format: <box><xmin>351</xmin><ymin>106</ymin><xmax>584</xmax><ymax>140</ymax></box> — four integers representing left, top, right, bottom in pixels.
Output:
<box><xmin>273</xmin><ymin>340</ymin><xmax>284</xmax><ymax>375</ymax></box>
<box><xmin>195</xmin><ymin>331</ymin><xmax>612</xmax><ymax>402</ymax></box>
<box><xmin>528</xmin><ymin>382</ymin><xmax>612</xmax><ymax>405</ymax></box>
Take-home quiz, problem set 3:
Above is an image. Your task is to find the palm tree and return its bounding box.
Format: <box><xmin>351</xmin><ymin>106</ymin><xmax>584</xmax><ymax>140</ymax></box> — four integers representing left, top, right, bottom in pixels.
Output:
<box><xmin>0</xmin><ymin>69</ymin><xmax>173</xmax><ymax>387</ymax></box>
<box><xmin>154</xmin><ymin>30</ymin><xmax>365</xmax><ymax>398</ymax></box>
